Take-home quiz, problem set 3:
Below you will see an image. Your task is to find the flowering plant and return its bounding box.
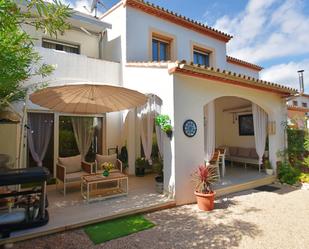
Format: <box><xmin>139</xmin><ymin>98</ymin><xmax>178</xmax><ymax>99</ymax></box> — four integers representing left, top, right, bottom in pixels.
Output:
<box><xmin>102</xmin><ymin>162</ymin><xmax>114</xmax><ymax>172</ymax></box>
<box><xmin>192</xmin><ymin>164</ymin><xmax>218</xmax><ymax>194</ymax></box>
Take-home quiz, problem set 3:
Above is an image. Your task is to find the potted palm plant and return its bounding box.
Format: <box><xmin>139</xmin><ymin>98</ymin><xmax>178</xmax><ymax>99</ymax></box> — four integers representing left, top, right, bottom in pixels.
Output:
<box><xmin>192</xmin><ymin>164</ymin><xmax>218</xmax><ymax>211</ymax></box>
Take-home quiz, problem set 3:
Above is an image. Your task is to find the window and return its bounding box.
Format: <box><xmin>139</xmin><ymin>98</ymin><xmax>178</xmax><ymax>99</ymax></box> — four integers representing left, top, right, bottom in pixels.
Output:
<box><xmin>193</xmin><ymin>47</ymin><xmax>210</xmax><ymax>66</ymax></box>
<box><xmin>293</xmin><ymin>100</ymin><xmax>298</xmax><ymax>106</ymax></box>
<box><xmin>152</xmin><ymin>36</ymin><xmax>170</xmax><ymax>61</ymax></box>
<box><xmin>302</xmin><ymin>102</ymin><xmax>307</xmax><ymax>108</ymax></box>
<box><xmin>42</xmin><ymin>39</ymin><xmax>80</xmax><ymax>54</ymax></box>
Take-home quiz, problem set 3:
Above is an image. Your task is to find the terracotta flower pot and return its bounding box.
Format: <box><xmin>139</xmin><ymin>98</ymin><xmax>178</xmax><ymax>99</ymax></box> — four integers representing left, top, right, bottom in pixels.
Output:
<box><xmin>194</xmin><ymin>191</ymin><xmax>215</xmax><ymax>211</ymax></box>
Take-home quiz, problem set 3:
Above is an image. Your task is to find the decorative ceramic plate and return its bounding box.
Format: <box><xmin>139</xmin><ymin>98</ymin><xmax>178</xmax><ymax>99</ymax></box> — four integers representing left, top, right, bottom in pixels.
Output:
<box><xmin>183</xmin><ymin>119</ymin><xmax>197</xmax><ymax>137</ymax></box>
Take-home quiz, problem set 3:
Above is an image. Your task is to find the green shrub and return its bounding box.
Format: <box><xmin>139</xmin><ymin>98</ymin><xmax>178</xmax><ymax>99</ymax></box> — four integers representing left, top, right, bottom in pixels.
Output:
<box><xmin>287</xmin><ymin>129</ymin><xmax>305</xmax><ymax>161</ymax></box>
<box><xmin>278</xmin><ymin>161</ymin><xmax>301</xmax><ymax>185</ymax></box>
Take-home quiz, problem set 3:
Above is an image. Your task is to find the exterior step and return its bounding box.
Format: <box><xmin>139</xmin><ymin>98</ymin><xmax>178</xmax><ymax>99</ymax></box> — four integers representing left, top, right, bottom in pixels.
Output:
<box><xmin>215</xmin><ymin>175</ymin><xmax>276</xmax><ymax>197</ymax></box>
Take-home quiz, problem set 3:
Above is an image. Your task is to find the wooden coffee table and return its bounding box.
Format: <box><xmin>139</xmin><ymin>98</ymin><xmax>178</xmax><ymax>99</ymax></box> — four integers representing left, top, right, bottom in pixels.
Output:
<box><xmin>81</xmin><ymin>172</ymin><xmax>128</xmax><ymax>203</ymax></box>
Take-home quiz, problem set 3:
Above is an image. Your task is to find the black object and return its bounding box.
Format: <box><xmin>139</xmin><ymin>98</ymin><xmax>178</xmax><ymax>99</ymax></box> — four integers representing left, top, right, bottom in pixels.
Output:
<box><xmin>135</xmin><ymin>167</ymin><xmax>145</xmax><ymax>177</ymax></box>
<box><xmin>155</xmin><ymin>175</ymin><xmax>163</xmax><ymax>183</ymax></box>
<box><xmin>0</xmin><ymin>167</ymin><xmax>50</xmax><ymax>238</ymax></box>
<box><xmin>166</xmin><ymin>130</ymin><xmax>173</xmax><ymax>139</ymax></box>
<box><xmin>238</xmin><ymin>114</ymin><xmax>254</xmax><ymax>136</ymax></box>
<box><xmin>0</xmin><ymin>167</ymin><xmax>50</xmax><ymax>186</ymax></box>
<box><xmin>254</xmin><ymin>185</ymin><xmax>280</xmax><ymax>192</ymax></box>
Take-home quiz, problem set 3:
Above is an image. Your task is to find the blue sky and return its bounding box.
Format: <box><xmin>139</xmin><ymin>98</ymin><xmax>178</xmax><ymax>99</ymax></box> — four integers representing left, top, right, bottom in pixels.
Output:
<box><xmin>67</xmin><ymin>0</ymin><xmax>309</xmax><ymax>91</ymax></box>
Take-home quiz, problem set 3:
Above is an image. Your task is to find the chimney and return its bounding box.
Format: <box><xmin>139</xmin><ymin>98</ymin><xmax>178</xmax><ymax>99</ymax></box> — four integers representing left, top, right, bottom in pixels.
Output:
<box><xmin>298</xmin><ymin>70</ymin><xmax>304</xmax><ymax>95</ymax></box>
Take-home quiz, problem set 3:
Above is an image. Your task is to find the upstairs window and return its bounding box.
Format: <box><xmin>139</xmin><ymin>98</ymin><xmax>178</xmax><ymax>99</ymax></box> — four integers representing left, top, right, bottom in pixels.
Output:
<box><xmin>193</xmin><ymin>47</ymin><xmax>210</xmax><ymax>66</ymax></box>
<box><xmin>293</xmin><ymin>100</ymin><xmax>298</xmax><ymax>106</ymax></box>
<box><xmin>42</xmin><ymin>39</ymin><xmax>80</xmax><ymax>54</ymax></box>
<box><xmin>152</xmin><ymin>35</ymin><xmax>171</xmax><ymax>61</ymax></box>
<box><xmin>302</xmin><ymin>102</ymin><xmax>307</xmax><ymax>108</ymax></box>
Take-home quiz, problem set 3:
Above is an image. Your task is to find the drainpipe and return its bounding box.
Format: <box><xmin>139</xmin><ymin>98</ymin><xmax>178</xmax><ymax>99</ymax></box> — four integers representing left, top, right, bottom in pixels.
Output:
<box><xmin>98</xmin><ymin>30</ymin><xmax>105</xmax><ymax>59</ymax></box>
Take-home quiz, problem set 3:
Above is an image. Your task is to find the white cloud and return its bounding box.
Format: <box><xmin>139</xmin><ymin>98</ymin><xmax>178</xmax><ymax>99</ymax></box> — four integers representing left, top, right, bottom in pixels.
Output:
<box><xmin>260</xmin><ymin>59</ymin><xmax>309</xmax><ymax>91</ymax></box>
<box><xmin>214</xmin><ymin>0</ymin><xmax>309</xmax><ymax>64</ymax></box>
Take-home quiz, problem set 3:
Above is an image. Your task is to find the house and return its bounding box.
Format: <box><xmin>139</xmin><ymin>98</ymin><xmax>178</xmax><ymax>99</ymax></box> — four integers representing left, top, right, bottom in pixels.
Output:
<box><xmin>287</xmin><ymin>94</ymin><xmax>309</xmax><ymax>129</ymax></box>
<box><xmin>2</xmin><ymin>0</ymin><xmax>297</xmax><ymax>208</ymax></box>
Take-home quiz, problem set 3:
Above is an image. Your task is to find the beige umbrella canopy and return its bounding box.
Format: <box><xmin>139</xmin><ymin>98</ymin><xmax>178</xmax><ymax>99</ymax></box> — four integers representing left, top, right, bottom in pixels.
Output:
<box><xmin>30</xmin><ymin>84</ymin><xmax>148</xmax><ymax>114</ymax></box>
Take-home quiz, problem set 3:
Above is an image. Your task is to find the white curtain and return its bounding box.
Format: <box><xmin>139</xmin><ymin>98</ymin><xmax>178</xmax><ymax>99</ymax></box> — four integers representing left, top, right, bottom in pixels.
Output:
<box><xmin>153</xmin><ymin>96</ymin><xmax>163</xmax><ymax>158</ymax></box>
<box><xmin>137</xmin><ymin>94</ymin><xmax>163</xmax><ymax>161</ymax></box>
<box><xmin>27</xmin><ymin>113</ymin><xmax>53</xmax><ymax>167</ymax></box>
<box><xmin>121</xmin><ymin>110</ymin><xmax>129</xmax><ymax>146</ymax></box>
<box><xmin>204</xmin><ymin>101</ymin><xmax>215</xmax><ymax>165</ymax></box>
<box><xmin>71</xmin><ymin>117</ymin><xmax>95</xmax><ymax>160</ymax></box>
<box><xmin>252</xmin><ymin>103</ymin><xmax>268</xmax><ymax>171</ymax></box>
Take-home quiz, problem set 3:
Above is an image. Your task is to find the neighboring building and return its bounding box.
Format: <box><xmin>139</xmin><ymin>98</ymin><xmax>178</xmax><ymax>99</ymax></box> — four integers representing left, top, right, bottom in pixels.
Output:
<box><xmin>287</xmin><ymin>94</ymin><xmax>309</xmax><ymax>129</ymax></box>
<box><xmin>3</xmin><ymin>0</ymin><xmax>298</xmax><ymax>205</ymax></box>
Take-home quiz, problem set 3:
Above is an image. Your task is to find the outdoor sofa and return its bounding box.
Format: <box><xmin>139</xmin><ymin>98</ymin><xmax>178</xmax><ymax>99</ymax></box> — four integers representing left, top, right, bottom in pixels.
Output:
<box><xmin>225</xmin><ymin>146</ymin><xmax>259</xmax><ymax>168</ymax></box>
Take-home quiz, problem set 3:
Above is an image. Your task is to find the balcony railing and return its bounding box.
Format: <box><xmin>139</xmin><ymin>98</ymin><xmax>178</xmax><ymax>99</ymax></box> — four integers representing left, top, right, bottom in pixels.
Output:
<box><xmin>27</xmin><ymin>47</ymin><xmax>121</xmax><ymax>87</ymax></box>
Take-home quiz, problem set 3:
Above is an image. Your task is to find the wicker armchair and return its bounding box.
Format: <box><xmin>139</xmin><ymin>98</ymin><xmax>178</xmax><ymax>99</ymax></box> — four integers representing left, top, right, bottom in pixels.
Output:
<box><xmin>56</xmin><ymin>155</ymin><xmax>93</xmax><ymax>195</ymax></box>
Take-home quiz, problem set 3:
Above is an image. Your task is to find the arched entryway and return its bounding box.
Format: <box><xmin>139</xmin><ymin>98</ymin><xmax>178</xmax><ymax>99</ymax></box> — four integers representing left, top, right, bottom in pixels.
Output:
<box><xmin>204</xmin><ymin>96</ymin><xmax>272</xmax><ymax>186</ymax></box>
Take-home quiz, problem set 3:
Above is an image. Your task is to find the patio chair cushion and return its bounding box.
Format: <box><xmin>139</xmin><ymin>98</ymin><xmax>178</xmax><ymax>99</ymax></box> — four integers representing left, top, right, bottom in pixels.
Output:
<box><xmin>96</xmin><ymin>154</ymin><xmax>117</xmax><ymax>169</ymax></box>
<box><xmin>65</xmin><ymin>171</ymin><xmax>87</xmax><ymax>183</ymax></box>
<box><xmin>58</xmin><ymin>155</ymin><xmax>82</xmax><ymax>174</ymax></box>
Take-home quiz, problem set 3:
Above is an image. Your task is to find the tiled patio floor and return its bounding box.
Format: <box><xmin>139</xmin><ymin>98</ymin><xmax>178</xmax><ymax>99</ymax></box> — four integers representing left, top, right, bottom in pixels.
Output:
<box><xmin>2</xmin><ymin>174</ymin><xmax>174</xmax><ymax>244</ymax></box>
<box><xmin>214</xmin><ymin>164</ymin><xmax>269</xmax><ymax>189</ymax></box>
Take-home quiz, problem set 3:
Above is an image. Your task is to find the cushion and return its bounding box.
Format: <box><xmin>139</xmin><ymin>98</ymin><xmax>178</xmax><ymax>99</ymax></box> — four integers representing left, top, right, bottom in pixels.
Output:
<box><xmin>237</xmin><ymin>148</ymin><xmax>251</xmax><ymax>158</ymax></box>
<box><xmin>229</xmin><ymin>147</ymin><xmax>238</xmax><ymax>156</ymax></box>
<box><xmin>96</xmin><ymin>154</ymin><xmax>117</xmax><ymax>169</ymax></box>
<box><xmin>58</xmin><ymin>155</ymin><xmax>81</xmax><ymax>173</ymax></box>
<box><xmin>250</xmin><ymin>149</ymin><xmax>259</xmax><ymax>159</ymax></box>
<box><xmin>229</xmin><ymin>156</ymin><xmax>259</xmax><ymax>164</ymax></box>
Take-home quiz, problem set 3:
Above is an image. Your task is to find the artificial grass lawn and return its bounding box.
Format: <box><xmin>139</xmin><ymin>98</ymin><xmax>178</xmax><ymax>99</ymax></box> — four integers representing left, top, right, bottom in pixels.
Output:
<box><xmin>84</xmin><ymin>215</ymin><xmax>155</xmax><ymax>244</ymax></box>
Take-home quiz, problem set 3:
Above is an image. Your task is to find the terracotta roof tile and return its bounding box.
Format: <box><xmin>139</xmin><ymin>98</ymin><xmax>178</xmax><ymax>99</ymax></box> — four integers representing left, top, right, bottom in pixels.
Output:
<box><xmin>226</xmin><ymin>56</ymin><xmax>263</xmax><ymax>71</ymax></box>
<box><xmin>172</xmin><ymin>60</ymin><xmax>296</xmax><ymax>95</ymax></box>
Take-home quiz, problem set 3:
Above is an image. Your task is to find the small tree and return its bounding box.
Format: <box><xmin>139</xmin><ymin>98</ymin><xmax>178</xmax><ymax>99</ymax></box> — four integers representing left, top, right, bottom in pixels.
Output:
<box><xmin>0</xmin><ymin>0</ymin><xmax>72</xmax><ymax>111</ymax></box>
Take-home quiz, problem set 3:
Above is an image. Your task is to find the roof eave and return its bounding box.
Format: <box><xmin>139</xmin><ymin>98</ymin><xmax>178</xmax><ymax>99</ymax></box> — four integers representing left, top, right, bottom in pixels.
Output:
<box><xmin>226</xmin><ymin>56</ymin><xmax>263</xmax><ymax>71</ymax></box>
<box><xmin>169</xmin><ymin>64</ymin><xmax>297</xmax><ymax>96</ymax></box>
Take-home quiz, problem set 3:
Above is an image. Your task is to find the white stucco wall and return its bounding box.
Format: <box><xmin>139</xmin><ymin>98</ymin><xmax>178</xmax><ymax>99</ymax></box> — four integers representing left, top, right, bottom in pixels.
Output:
<box><xmin>226</xmin><ymin>62</ymin><xmax>260</xmax><ymax>78</ymax></box>
<box><xmin>173</xmin><ymin>74</ymin><xmax>287</xmax><ymax>204</ymax></box>
<box><xmin>101</xmin><ymin>4</ymin><xmax>259</xmax><ymax>79</ymax></box>
<box><xmin>22</xmin><ymin>24</ymin><xmax>100</xmax><ymax>58</ymax></box>
<box><xmin>123</xmin><ymin>65</ymin><xmax>175</xmax><ymax>195</ymax></box>
<box><xmin>287</xmin><ymin>95</ymin><xmax>309</xmax><ymax>107</ymax></box>
<box><xmin>126</xmin><ymin>7</ymin><xmax>227</xmax><ymax>68</ymax></box>
<box><xmin>101</xmin><ymin>6</ymin><xmax>126</xmax><ymax>63</ymax></box>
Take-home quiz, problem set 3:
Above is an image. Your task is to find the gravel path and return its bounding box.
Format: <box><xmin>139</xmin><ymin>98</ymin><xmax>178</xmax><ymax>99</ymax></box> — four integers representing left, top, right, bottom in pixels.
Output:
<box><xmin>12</xmin><ymin>184</ymin><xmax>309</xmax><ymax>249</ymax></box>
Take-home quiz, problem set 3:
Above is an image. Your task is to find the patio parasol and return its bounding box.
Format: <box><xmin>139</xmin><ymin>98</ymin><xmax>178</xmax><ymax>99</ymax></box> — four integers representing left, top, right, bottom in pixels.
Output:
<box><xmin>30</xmin><ymin>84</ymin><xmax>148</xmax><ymax>114</ymax></box>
